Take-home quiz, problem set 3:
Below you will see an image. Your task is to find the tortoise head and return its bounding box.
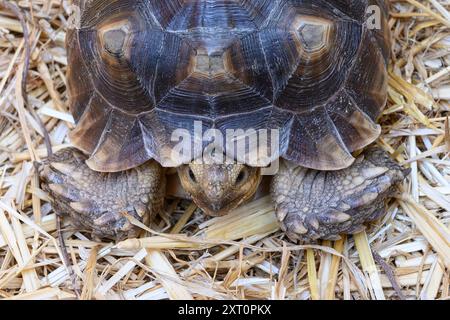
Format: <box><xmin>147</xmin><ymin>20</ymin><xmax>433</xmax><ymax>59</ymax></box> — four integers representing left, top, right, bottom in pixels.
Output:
<box><xmin>177</xmin><ymin>162</ymin><xmax>261</xmax><ymax>216</ymax></box>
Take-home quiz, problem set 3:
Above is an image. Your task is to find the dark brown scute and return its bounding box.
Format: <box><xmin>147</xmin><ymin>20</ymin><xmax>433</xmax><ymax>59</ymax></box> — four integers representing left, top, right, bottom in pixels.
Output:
<box><xmin>68</xmin><ymin>0</ymin><xmax>390</xmax><ymax>172</ymax></box>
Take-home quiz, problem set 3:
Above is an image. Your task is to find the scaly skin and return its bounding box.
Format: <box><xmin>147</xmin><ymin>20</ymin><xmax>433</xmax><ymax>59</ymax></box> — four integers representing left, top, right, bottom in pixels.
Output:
<box><xmin>271</xmin><ymin>148</ymin><xmax>409</xmax><ymax>241</ymax></box>
<box><xmin>40</xmin><ymin>147</ymin><xmax>408</xmax><ymax>242</ymax></box>
<box><xmin>39</xmin><ymin>148</ymin><xmax>165</xmax><ymax>240</ymax></box>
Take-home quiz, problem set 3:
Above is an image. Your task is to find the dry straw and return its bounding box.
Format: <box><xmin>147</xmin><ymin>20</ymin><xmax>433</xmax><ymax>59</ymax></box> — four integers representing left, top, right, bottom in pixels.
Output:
<box><xmin>0</xmin><ymin>0</ymin><xmax>449</xmax><ymax>300</ymax></box>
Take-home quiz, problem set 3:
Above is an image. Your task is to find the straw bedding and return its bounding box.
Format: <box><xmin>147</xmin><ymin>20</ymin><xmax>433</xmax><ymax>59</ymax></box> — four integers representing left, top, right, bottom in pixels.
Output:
<box><xmin>0</xmin><ymin>0</ymin><xmax>449</xmax><ymax>300</ymax></box>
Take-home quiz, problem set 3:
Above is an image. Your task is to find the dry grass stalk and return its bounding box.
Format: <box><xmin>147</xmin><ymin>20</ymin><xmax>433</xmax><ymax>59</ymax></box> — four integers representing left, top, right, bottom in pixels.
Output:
<box><xmin>306</xmin><ymin>249</ymin><xmax>319</xmax><ymax>300</ymax></box>
<box><xmin>145</xmin><ymin>250</ymin><xmax>193</xmax><ymax>300</ymax></box>
<box><xmin>3</xmin><ymin>287</ymin><xmax>75</xmax><ymax>300</ymax></box>
<box><xmin>323</xmin><ymin>237</ymin><xmax>346</xmax><ymax>300</ymax></box>
<box><xmin>80</xmin><ymin>245</ymin><xmax>98</xmax><ymax>300</ymax></box>
<box><xmin>399</xmin><ymin>193</ymin><xmax>450</xmax><ymax>268</ymax></box>
<box><xmin>354</xmin><ymin>231</ymin><xmax>385</xmax><ymax>300</ymax></box>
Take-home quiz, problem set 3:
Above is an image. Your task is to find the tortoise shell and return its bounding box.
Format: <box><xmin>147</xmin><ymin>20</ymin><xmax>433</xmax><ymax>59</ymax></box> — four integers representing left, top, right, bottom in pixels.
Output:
<box><xmin>67</xmin><ymin>0</ymin><xmax>390</xmax><ymax>172</ymax></box>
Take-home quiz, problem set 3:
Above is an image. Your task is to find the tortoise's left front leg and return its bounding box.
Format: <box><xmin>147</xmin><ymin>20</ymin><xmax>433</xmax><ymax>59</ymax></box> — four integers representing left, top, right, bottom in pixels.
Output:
<box><xmin>271</xmin><ymin>148</ymin><xmax>408</xmax><ymax>242</ymax></box>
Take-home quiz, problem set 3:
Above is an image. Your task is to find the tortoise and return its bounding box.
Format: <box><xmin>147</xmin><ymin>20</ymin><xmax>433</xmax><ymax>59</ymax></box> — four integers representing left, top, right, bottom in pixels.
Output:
<box><xmin>39</xmin><ymin>0</ymin><xmax>408</xmax><ymax>242</ymax></box>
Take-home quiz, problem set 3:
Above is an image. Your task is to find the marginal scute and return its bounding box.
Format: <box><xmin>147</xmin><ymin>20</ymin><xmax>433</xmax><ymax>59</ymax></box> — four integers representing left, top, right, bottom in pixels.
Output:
<box><xmin>86</xmin><ymin>111</ymin><xmax>149</xmax><ymax>172</ymax></box>
<box><xmin>68</xmin><ymin>0</ymin><xmax>390</xmax><ymax>172</ymax></box>
<box><xmin>326</xmin><ymin>90</ymin><xmax>381</xmax><ymax>152</ymax></box>
<box><xmin>284</xmin><ymin>111</ymin><xmax>355</xmax><ymax>170</ymax></box>
<box><xmin>69</xmin><ymin>92</ymin><xmax>111</xmax><ymax>155</ymax></box>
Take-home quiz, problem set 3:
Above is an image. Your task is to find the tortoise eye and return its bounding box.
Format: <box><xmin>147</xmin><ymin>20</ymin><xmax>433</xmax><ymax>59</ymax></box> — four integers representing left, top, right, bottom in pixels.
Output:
<box><xmin>236</xmin><ymin>168</ymin><xmax>248</xmax><ymax>185</ymax></box>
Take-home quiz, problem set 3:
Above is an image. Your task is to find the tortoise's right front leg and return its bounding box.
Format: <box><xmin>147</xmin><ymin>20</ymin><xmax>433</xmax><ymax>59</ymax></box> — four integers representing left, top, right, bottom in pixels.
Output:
<box><xmin>271</xmin><ymin>148</ymin><xmax>408</xmax><ymax>242</ymax></box>
<box><xmin>39</xmin><ymin>148</ymin><xmax>165</xmax><ymax>240</ymax></box>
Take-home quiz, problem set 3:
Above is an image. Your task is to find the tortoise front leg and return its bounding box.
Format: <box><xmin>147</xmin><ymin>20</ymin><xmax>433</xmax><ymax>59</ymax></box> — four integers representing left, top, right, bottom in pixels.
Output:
<box><xmin>39</xmin><ymin>148</ymin><xmax>165</xmax><ymax>241</ymax></box>
<box><xmin>271</xmin><ymin>148</ymin><xmax>408</xmax><ymax>242</ymax></box>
